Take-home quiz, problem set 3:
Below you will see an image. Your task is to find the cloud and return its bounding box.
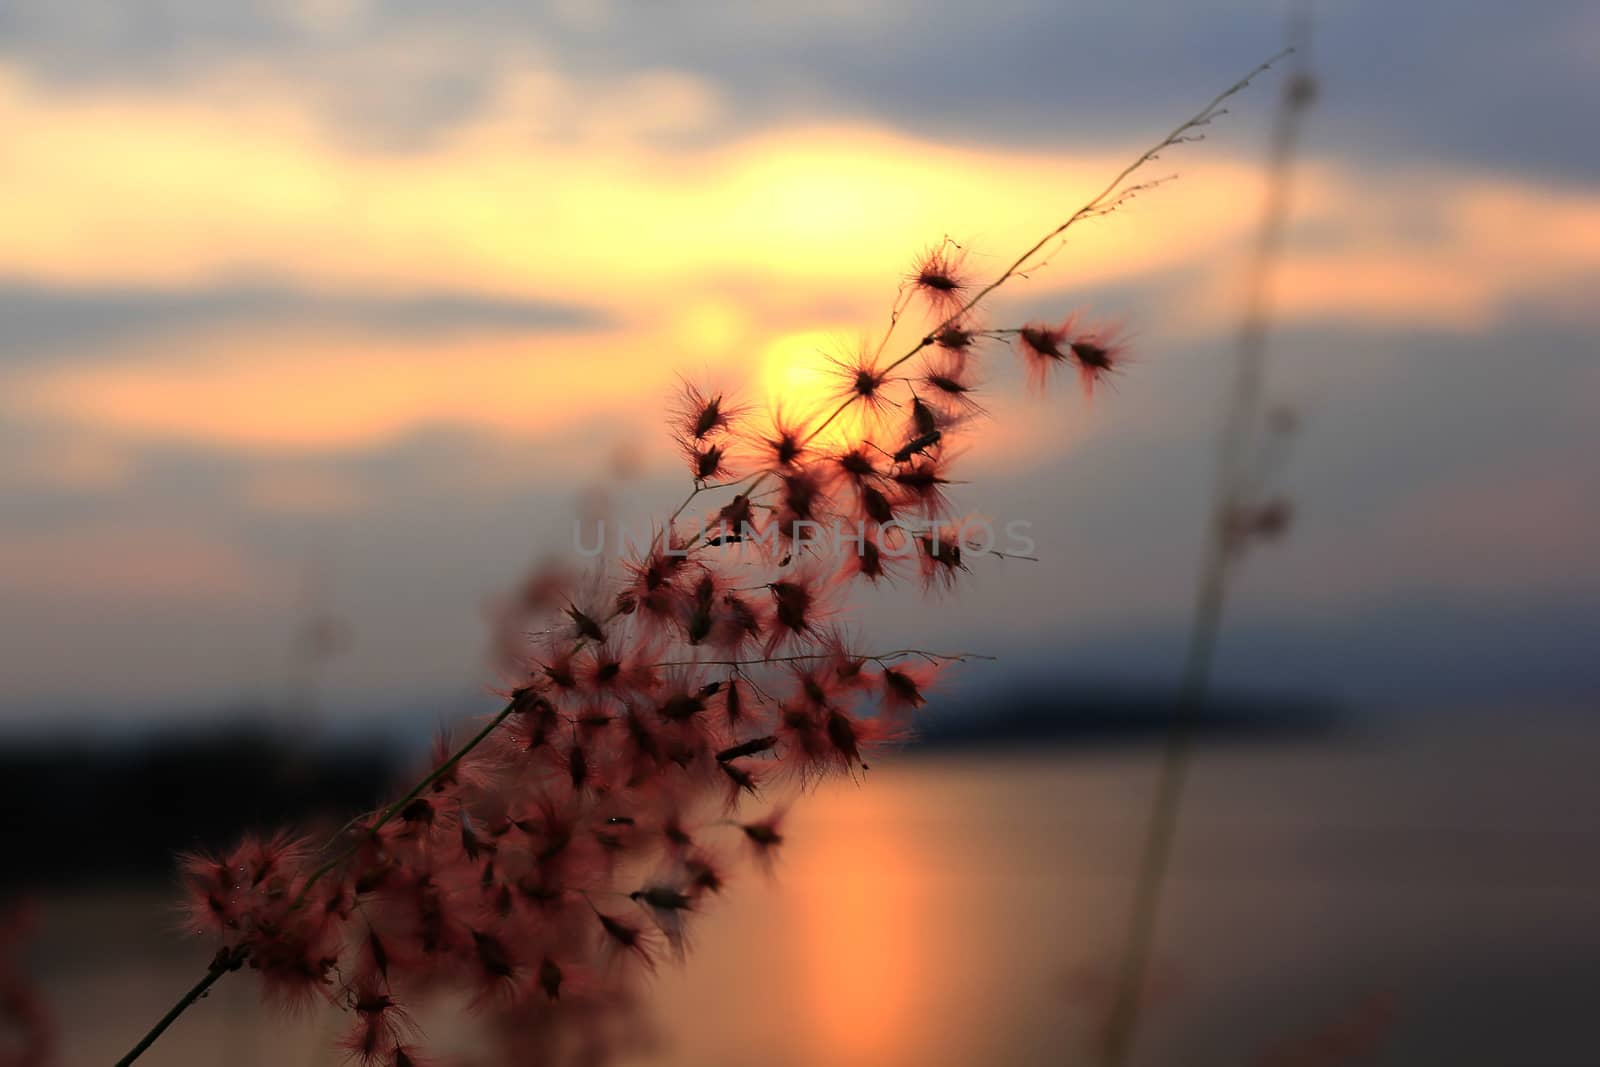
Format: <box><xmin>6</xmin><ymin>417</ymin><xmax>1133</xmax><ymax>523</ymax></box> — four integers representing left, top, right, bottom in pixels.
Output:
<box><xmin>8</xmin><ymin>49</ymin><xmax>1595</xmax><ymax>347</ymax></box>
<box><xmin>3</xmin><ymin>329</ymin><xmax>628</xmax><ymax>450</ymax></box>
<box><xmin>1170</xmin><ymin>165</ymin><xmax>1600</xmax><ymax>332</ymax></box>
<box><xmin>5</xmin><ymin>112</ymin><xmax>1598</xmax><ymax>458</ymax></box>
<box><xmin>0</xmin><ymin>277</ymin><xmax>608</xmax><ymax>364</ymax></box>
<box><xmin>0</xmin><ymin>59</ymin><xmax>1246</xmax><ymax>295</ymax></box>
<box><xmin>2</xmin><ymin>0</ymin><xmax>1595</xmax><ymax>180</ymax></box>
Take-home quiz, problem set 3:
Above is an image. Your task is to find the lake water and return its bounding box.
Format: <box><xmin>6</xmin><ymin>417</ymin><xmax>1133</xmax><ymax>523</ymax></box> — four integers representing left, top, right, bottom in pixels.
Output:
<box><xmin>32</xmin><ymin>708</ymin><xmax>1600</xmax><ymax>1066</ymax></box>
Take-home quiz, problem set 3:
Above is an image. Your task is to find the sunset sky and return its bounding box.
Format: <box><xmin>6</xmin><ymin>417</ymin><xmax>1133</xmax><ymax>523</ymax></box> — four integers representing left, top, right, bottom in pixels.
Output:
<box><xmin>2</xmin><ymin>0</ymin><xmax>1597</xmax><ymax>728</ymax></box>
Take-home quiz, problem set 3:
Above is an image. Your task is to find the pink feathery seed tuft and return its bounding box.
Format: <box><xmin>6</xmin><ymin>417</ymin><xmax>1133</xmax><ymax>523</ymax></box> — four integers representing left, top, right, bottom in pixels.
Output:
<box><xmin>1069</xmin><ymin>322</ymin><xmax>1129</xmax><ymax>397</ymax></box>
<box><xmin>681</xmin><ymin>438</ymin><xmax>733</xmax><ymax>484</ymax></box>
<box><xmin>505</xmin><ymin>686</ymin><xmax>560</xmax><ymax>753</ymax></box>
<box><xmin>855</xmin><ymin>481</ymin><xmax>898</xmax><ymax>526</ymax></box>
<box><xmin>247</xmin><ymin>920</ymin><xmax>342</xmax><ymax>1017</ymax></box>
<box><xmin>920</xmin><ymin>352</ymin><xmax>986</xmax><ymax>418</ymax></box>
<box><xmin>536</xmin><ymin>956</ymin><xmax>564</xmax><ymax>1002</ymax></box>
<box><xmin>716</xmin><ymin>759</ymin><xmax>762</xmax><ymax>808</ymax></box>
<box><xmin>765</xmin><ymin>582</ymin><xmax>812</xmax><ymax>643</ymax></box>
<box><xmin>467</xmin><ymin>928</ymin><xmax>519</xmax><ymax>1003</ymax></box>
<box><xmin>593</xmin><ymin>910</ymin><xmax>660</xmax><ymax>973</ymax></box>
<box><xmin>354</xmin><ymin>923</ymin><xmax>419</xmax><ymax>984</ymax></box>
<box><xmin>843</xmin><ymin>525</ymin><xmax>910</xmax><ymax>585</ymax></box>
<box><xmin>891</xmin><ymin>456</ymin><xmax>954</xmax><ymax>517</ymax></box>
<box><xmin>931</xmin><ymin>320</ymin><xmax>981</xmax><ymax>353</ymax></box>
<box><xmin>511</xmin><ymin>867</ymin><xmax>569</xmax><ymax>916</ymax></box>
<box><xmin>573</xmin><ymin>699</ymin><xmax>615</xmax><ymax>738</ymax></box>
<box><xmin>678</xmin><ymin>571</ymin><xmax>720</xmax><ymax>646</ymax></box>
<box><xmin>233</xmin><ymin>830</ymin><xmax>313</xmax><ymax>890</ymax></box>
<box><xmin>425</xmin><ymin>727</ymin><xmax>494</xmax><ymax>797</ymax></box>
<box><xmin>825</xmin><ymin>346</ymin><xmax>894</xmax><ymax>422</ymax></box>
<box><xmin>740</xmin><ymin>809</ymin><xmax>787</xmax><ymax>871</ymax></box>
<box><xmin>832</xmin><ymin>453</ymin><xmax>900</xmax><ymax>530</ymax></box>
<box><xmin>338</xmin><ymin>978</ymin><xmax>417</xmax><ymax>1066</ymax></box>
<box><xmin>716</xmin><ymin>710</ymin><xmax>764</xmax><ymax>751</ymax></box>
<box><xmin>534</xmin><ymin>640</ymin><xmax>581</xmax><ymax>692</ymax></box>
<box><xmin>629</xmin><ymin>875</ymin><xmax>699</xmax><ymax>957</ymax></box>
<box><xmin>519</xmin><ymin>799</ymin><xmax>590</xmax><ymax>876</ymax></box>
<box><xmin>822</xmin><ymin>707</ymin><xmax>866</xmax><ymax>774</ymax></box>
<box><xmin>709</xmin><ymin>589</ymin><xmax>765</xmax><ymax>652</ymax></box>
<box><xmin>762</xmin><ymin>566</ymin><xmax>839</xmax><ymax>655</ymax></box>
<box><xmin>589</xmin><ymin>796</ymin><xmax>645</xmax><ymax>857</ymax></box>
<box><xmin>880</xmin><ymin>661</ymin><xmax>936</xmax><ymax>713</ymax></box>
<box><xmin>776</xmin><ymin>468</ymin><xmax>831</xmax><ymax>538</ymax></box>
<box><xmin>659</xmin><ymin>807</ymin><xmax>698</xmax><ymax>852</ymax></box>
<box><xmin>672</xmin><ymin>379</ymin><xmax>744</xmax><ymax>442</ymax></box>
<box><xmin>908</xmin><ymin>242</ymin><xmax>971</xmax><ymax>319</ymax></box>
<box><xmin>621</xmin><ymin>703</ymin><xmax>668</xmax><ymax>780</ymax></box>
<box><xmin>389</xmin><ymin>1046</ymin><xmax>437</xmax><ymax>1067</ymax></box>
<box><xmin>743</xmin><ymin>409</ymin><xmax>811</xmax><ymax>470</ymax></box>
<box><xmin>1015</xmin><ymin>317</ymin><xmax>1074</xmax><ymax>390</ymax></box>
<box><xmin>832</xmin><ymin>445</ymin><xmax>881</xmax><ymax>487</ymax></box>
<box><xmin>395</xmin><ymin>797</ymin><xmax>438</xmax><ymax>841</ymax></box>
<box><xmin>583</xmin><ymin>650</ymin><xmax>627</xmax><ymax>697</ymax></box>
<box><xmin>818</xmin><ymin>629</ymin><xmax>871</xmax><ymax>691</ymax></box>
<box><xmin>582</xmin><ymin>639</ymin><xmax>657</xmax><ymax>694</ymax></box>
<box><xmin>682</xmin><ymin>849</ymin><xmax>728</xmax><ymax>896</ymax></box>
<box><xmin>775</xmin><ymin>702</ymin><xmax>830</xmax><ymax>784</ymax></box>
<box><xmin>657</xmin><ymin>709</ymin><xmax>716</xmax><ymax>772</ymax></box>
<box><xmin>560</xmin><ymin>741</ymin><xmax>597</xmax><ymax>793</ymax></box>
<box><xmin>653</xmin><ymin>671</ymin><xmax>711</xmax><ymax>724</ymax></box>
<box><xmin>789</xmin><ymin>661</ymin><xmax>840</xmax><ymax>712</ymax></box>
<box><xmin>721</xmin><ymin>676</ymin><xmax>749</xmax><ymax>727</ymax></box>
<box><xmin>710</xmin><ymin>491</ymin><xmax>755</xmax><ymax>541</ymax></box>
<box><xmin>916</xmin><ymin>523</ymin><xmax>972</xmax><ymax>590</ymax></box>
<box><xmin>623</xmin><ymin>535</ymin><xmax>698</xmax><ymax>620</ymax></box>
<box><xmin>178</xmin><ymin>831</ymin><xmax>330</xmax><ymax>960</ymax></box>
<box><xmin>177</xmin><ymin>850</ymin><xmax>239</xmax><ymax>936</ymax></box>
<box><xmin>562</xmin><ymin>599</ymin><xmax>607</xmax><ymax>644</ymax></box>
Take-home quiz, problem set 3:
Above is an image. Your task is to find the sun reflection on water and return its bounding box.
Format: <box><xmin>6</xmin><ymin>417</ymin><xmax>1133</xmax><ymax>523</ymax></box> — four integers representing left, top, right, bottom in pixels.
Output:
<box><xmin>786</xmin><ymin>779</ymin><xmax>926</xmax><ymax>1065</ymax></box>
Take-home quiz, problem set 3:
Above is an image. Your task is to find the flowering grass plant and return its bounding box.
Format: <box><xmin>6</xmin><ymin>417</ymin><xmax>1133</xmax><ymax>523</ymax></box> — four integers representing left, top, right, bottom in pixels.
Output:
<box><xmin>113</xmin><ymin>54</ymin><xmax>1287</xmax><ymax>1067</ymax></box>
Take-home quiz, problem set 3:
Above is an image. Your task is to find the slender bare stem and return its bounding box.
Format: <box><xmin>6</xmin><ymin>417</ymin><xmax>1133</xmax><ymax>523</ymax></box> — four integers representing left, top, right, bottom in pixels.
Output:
<box><xmin>112</xmin><ymin>949</ymin><xmax>244</xmax><ymax>1067</ymax></box>
<box><xmin>802</xmin><ymin>48</ymin><xmax>1294</xmax><ymax>450</ymax></box>
<box><xmin>112</xmin><ymin>700</ymin><xmax>518</xmax><ymax>1066</ymax></box>
<box><xmin>1098</xmin><ymin>29</ymin><xmax>1311</xmax><ymax>1067</ymax></box>
<box><xmin>660</xmin><ymin>470</ymin><xmax>765</xmax><ymax>549</ymax></box>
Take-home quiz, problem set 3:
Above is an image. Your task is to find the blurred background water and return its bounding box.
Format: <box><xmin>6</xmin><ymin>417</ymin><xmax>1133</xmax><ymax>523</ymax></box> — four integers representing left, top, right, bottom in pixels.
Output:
<box><xmin>25</xmin><ymin>706</ymin><xmax>1600</xmax><ymax>1066</ymax></box>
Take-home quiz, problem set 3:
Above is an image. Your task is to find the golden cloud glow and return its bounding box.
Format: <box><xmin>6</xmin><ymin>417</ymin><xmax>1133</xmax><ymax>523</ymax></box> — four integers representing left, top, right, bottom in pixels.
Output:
<box><xmin>4</xmin><ymin>59</ymin><xmax>1599</xmax><ymax>466</ymax></box>
<box><xmin>8</xmin><ymin>326</ymin><xmax>635</xmax><ymax>450</ymax></box>
<box><xmin>0</xmin><ymin>62</ymin><xmax>1255</xmax><ymax>300</ymax></box>
<box><xmin>1180</xmin><ymin>164</ymin><xmax>1600</xmax><ymax>330</ymax></box>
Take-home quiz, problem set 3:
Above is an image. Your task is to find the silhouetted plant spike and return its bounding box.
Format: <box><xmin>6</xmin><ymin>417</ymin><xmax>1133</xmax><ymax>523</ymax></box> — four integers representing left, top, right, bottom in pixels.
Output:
<box><xmin>1099</xmin><ymin>24</ymin><xmax>1313</xmax><ymax>1067</ymax></box>
<box><xmin>113</xmin><ymin>53</ymin><xmax>1288</xmax><ymax>1067</ymax></box>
